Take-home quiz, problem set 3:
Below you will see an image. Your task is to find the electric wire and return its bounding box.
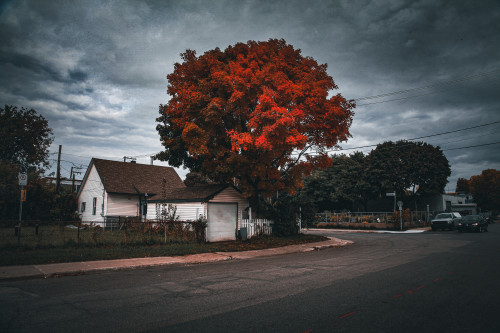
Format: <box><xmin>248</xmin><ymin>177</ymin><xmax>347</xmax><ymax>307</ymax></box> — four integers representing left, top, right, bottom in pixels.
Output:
<box><xmin>443</xmin><ymin>141</ymin><xmax>500</xmax><ymax>151</ymax></box>
<box><xmin>319</xmin><ymin>120</ymin><xmax>500</xmax><ymax>153</ymax></box>
<box><xmin>352</xmin><ymin>68</ymin><xmax>500</xmax><ymax>102</ymax></box>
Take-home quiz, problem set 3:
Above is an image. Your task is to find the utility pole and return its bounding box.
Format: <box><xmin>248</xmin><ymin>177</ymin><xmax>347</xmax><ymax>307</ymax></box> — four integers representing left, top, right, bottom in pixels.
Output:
<box><xmin>71</xmin><ymin>166</ymin><xmax>75</xmax><ymax>192</ymax></box>
<box><xmin>55</xmin><ymin>144</ymin><xmax>62</xmax><ymax>193</ymax></box>
<box><xmin>70</xmin><ymin>166</ymin><xmax>82</xmax><ymax>192</ymax></box>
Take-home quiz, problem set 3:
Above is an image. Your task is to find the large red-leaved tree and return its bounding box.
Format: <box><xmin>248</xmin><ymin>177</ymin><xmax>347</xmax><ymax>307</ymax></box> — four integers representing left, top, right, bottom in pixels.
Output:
<box><xmin>156</xmin><ymin>39</ymin><xmax>355</xmax><ymax>202</ymax></box>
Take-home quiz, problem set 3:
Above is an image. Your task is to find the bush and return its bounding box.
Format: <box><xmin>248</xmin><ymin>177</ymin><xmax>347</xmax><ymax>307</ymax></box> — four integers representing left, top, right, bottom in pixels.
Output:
<box><xmin>260</xmin><ymin>193</ymin><xmax>300</xmax><ymax>237</ymax></box>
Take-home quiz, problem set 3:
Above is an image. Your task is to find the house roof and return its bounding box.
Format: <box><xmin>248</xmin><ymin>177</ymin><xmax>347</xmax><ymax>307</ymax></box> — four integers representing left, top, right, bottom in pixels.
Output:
<box><xmin>77</xmin><ymin>158</ymin><xmax>186</xmax><ymax>198</ymax></box>
<box><xmin>148</xmin><ymin>183</ymin><xmax>239</xmax><ymax>202</ymax></box>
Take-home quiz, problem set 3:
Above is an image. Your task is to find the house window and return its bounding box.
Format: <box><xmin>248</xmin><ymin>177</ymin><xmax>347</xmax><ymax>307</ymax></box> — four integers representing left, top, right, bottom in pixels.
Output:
<box><xmin>81</xmin><ymin>202</ymin><xmax>86</xmax><ymax>213</ymax></box>
<box><xmin>92</xmin><ymin>197</ymin><xmax>97</xmax><ymax>215</ymax></box>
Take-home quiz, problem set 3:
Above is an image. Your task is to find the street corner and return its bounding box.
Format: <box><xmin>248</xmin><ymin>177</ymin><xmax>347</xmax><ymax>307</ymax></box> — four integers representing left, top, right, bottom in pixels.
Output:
<box><xmin>312</xmin><ymin>237</ymin><xmax>354</xmax><ymax>250</ymax></box>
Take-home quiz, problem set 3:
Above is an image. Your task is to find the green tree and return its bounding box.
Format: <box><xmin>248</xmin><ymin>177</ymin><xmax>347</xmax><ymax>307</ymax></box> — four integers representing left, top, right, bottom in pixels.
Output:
<box><xmin>367</xmin><ymin>140</ymin><xmax>451</xmax><ymax>210</ymax></box>
<box><xmin>469</xmin><ymin>169</ymin><xmax>500</xmax><ymax>213</ymax></box>
<box><xmin>300</xmin><ymin>152</ymin><xmax>376</xmax><ymax>212</ymax></box>
<box><xmin>1</xmin><ymin>105</ymin><xmax>53</xmax><ymax>171</ymax></box>
<box><xmin>0</xmin><ymin>105</ymin><xmax>54</xmax><ymax>220</ymax></box>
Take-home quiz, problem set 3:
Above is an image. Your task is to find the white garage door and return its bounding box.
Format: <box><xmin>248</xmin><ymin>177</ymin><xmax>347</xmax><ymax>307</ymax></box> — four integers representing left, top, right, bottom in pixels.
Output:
<box><xmin>207</xmin><ymin>203</ymin><xmax>237</xmax><ymax>242</ymax></box>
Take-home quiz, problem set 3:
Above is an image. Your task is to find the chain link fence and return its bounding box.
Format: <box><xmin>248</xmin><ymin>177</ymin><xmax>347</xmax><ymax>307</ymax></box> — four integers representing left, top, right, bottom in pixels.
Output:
<box><xmin>0</xmin><ymin>218</ymin><xmax>207</xmax><ymax>248</ymax></box>
<box><xmin>312</xmin><ymin>210</ymin><xmax>430</xmax><ymax>230</ymax></box>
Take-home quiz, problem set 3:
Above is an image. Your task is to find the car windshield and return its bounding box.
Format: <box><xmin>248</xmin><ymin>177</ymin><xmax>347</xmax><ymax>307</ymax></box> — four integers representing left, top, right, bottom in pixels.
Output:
<box><xmin>462</xmin><ymin>215</ymin><xmax>480</xmax><ymax>222</ymax></box>
<box><xmin>435</xmin><ymin>214</ymin><xmax>452</xmax><ymax>219</ymax></box>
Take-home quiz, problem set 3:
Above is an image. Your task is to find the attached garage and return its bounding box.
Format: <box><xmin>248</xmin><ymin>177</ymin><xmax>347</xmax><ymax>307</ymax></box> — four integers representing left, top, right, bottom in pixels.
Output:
<box><xmin>147</xmin><ymin>184</ymin><xmax>249</xmax><ymax>242</ymax></box>
<box><xmin>207</xmin><ymin>203</ymin><xmax>238</xmax><ymax>242</ymax></box>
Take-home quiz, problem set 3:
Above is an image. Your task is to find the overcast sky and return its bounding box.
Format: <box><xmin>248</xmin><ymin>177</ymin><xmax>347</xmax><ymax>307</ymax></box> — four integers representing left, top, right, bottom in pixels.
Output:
<box><xmin>1</xmin><ymin>0</ymin><xmax>499</xmax><ymax>191</ymax></box>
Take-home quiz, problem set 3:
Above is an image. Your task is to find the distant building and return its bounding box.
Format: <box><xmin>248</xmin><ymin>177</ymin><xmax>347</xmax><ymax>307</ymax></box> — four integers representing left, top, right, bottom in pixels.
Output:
<box><xmin>428</xmin><ymin>193</ymin><xmax>477</xmax><ymax>215</ymax></box>
<box><xmin>43</xmin><ymin>177</ymin><xmax>82</xmax><ymax>193</ymax></box>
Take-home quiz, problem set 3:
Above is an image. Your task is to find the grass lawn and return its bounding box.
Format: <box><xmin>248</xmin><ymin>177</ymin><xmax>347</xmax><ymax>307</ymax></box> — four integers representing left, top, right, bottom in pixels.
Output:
<box><xmin>0</xmin><ymin>225</ymin><xmax>327</xmax><ymax>266</ymax></box>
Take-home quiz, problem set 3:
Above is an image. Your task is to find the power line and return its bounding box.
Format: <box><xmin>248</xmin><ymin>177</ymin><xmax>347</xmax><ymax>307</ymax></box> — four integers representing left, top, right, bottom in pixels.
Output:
<box><xmin>356</xmin><ymin>91</ymin><xmax>436</xmax><ymax>106</ymax></box>
<box><xmin>352</xmin><ymin>68</ymin><xmax>500</xmax><ymax>102</ymax></box>
<box><xmin>326</xmin><ymin>119</ymin><xmax>500</xmax><ymax>153</ymax></box>
<box><xmin>443</xmin><ymin>141</ymin><xmax>500</xmax><ymax>151</ymax></box>
<box><xmin>406</xmin><ymin>120</ymin><xmax>500</xmax><ymax>141</ymax></box>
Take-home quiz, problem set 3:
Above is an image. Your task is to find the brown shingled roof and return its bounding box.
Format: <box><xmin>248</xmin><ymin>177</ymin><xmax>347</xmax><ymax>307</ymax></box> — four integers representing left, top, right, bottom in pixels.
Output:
<box><xmin>148</xmin><ymin>184</ymin><xmax>238</xmax><ymax>202</ymax></box>
<box><xmin>87</xmin><ymin>158</ymin><xmax>186</xmax><ymax>197</ymax></box>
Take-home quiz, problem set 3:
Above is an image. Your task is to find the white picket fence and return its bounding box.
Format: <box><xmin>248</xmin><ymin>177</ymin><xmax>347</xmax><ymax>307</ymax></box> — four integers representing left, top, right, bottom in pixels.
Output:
<box><xmin>240</xmin><ymin>219</ymin><xmax>273</xmax><ymax>237</ymax></box>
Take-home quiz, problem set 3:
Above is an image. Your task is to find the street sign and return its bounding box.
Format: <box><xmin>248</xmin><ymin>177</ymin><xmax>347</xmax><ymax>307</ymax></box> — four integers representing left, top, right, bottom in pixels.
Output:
<box><xmin>397</xmin><ymin>201</ymin><xmax>403</xmax><ymax>210</ymax></box>
<box><xmin>18</xmin><ymin>173</ymin><xmax>27</xmax><ymax>186</ymax></box>
<box><xmin>386</xmin><ymin>192</ymin><xmax>395</xmax><ymax>197</ymax></box>
<box><xmin>21</xmin><ymin>190</ymin><xmax>27</xmax><ymax>202</ymax></box>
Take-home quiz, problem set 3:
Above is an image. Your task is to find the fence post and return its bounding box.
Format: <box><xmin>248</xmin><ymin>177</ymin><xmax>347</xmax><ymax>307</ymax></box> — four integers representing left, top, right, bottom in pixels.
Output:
<box><xmin>299</xmin><ymin>206</ymin><xmax>302</xmax><ymax>233</ymax></box>
<box><xmin>249</xmin><ymin>207</ymin><xmax>253</xmax><ymax>236</ymax></box>
<box><xmin>122</xmin><ymin>218</ymin><xmax>127</xmax><ymax>245</ymax></box>
<box><xmin>164</xmin><ymin>221</ymin><xmax>167</xmax><ymax>244</ymax></box>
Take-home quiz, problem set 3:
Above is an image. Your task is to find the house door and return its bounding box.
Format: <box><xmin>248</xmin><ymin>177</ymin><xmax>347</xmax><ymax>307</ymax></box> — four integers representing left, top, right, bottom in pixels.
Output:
<box><xmin>207</xmin><ymin>203</ymin><xmax>237</xmax><ymax>242</ymax></box>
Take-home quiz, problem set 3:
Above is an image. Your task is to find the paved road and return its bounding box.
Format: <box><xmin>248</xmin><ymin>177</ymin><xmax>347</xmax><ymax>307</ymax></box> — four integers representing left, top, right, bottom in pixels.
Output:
<box><xmin>1</xmin><ymin>225</ymin><xmax>499</xmax><ymax>332</ymax></box>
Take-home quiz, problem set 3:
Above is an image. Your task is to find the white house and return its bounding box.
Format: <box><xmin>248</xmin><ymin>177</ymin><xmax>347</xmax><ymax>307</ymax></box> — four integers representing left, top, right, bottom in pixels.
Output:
<box><xmin>147</xmin><ymin>184</ymin><xmax>250</xmax><ymax>242</ymax></box>
<box><xmin>429</xmin><ymin>193</ymin><xmax>478</xmax><ymax>215</ymax></box>
<box><xmin>77</xmin><ymin>158</ymin><xmax>251</xmax><ymax>242</ymax></box>
<box><xmin>76</xmin><ymin>158</ymin><xmax>185</xmax><ymax>224</ymax></box>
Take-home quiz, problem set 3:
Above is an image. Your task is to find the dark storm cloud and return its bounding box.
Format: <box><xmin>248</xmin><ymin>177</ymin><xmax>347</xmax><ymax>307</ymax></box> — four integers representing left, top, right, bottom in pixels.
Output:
<box><xmin>0</xmin><ymin>0</ymin><xmax>499</xmax><ymax>187</ymax></box>
<box><xmin>0</xmin><ymin>52</ymin><xmax>63</xmax><ymax>82</ymax></box>
<box><xmin>68</xmin><ymin>70</ymin><xmax>88</xmax><ymax>83</ymax></box>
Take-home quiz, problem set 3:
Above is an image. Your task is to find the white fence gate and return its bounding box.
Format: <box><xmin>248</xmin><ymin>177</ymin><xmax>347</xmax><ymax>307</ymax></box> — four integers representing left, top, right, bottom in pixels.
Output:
<box><xmin>240</xmin><ymin>219</ymin><xmax>273</xmax><ymax>237</ymax></box>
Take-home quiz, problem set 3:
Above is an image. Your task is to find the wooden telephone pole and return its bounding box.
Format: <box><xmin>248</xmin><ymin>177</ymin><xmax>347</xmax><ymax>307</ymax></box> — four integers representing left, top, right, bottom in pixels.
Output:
<box><xmin>55</xmin><ymin>145</ymin><xmax>62</xmax><ymax>193</ymax></box>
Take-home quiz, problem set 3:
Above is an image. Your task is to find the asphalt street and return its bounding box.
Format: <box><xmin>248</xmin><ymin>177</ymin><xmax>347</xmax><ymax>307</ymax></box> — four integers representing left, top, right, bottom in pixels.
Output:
<box><xmin>1</xmin><ymin>225</ymin><xmax>499</xmax><ymax>332</ymax></box>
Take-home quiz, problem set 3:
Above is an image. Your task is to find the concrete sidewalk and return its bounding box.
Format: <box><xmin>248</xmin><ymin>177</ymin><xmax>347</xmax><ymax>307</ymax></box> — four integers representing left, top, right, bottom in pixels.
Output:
<box><xmin>304</xmin><ymin>227</ymin><xmax>431</xmax><ymax>234</ymax></box>
<box><xmin>0</xmin><ymin>237</ymin><xmax>353</xmax><ymax>281</ymax></box>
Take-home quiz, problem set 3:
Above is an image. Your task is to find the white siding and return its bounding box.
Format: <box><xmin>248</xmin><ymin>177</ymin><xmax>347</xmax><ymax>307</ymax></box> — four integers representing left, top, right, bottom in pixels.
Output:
<box><xmin>209</xmin><ymin>187</ymin><xmax>249</xmax><ymax>228</ymax></box>
<box><xmin>78</xmin><ymin>165</ymin><xmax>105</xmax><ymax>223</ymax></box>
<box><xmin>107</xmin><ymin>193</ymin><xmax>139</xmax><ymax>217</ymax></box>
<box><xmin>147</xmin><ymin>202</ymin><xmax>206</xmax><ymax>221</ymax></box>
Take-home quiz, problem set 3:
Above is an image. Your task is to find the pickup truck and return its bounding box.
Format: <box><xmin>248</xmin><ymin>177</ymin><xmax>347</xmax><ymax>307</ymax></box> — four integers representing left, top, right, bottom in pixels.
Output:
<box><xmin>430</xmin><ymin>212</ymin><xmax>462</xmax><ymax>231</ymax></box>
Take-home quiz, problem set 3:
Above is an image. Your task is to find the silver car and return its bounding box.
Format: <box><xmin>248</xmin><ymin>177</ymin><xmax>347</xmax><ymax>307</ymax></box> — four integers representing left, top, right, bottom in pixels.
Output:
<box><xmin>431</xmin><ymin>212</ymin><xmax>462</xmax><ymax>231</ymax></box>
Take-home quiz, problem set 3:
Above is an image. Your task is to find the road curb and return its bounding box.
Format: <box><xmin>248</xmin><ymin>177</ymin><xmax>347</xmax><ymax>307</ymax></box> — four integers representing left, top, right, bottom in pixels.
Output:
<box><xmin>0</xmin><ymin>237</ymin><xmax>352</xmax><ymax>281</ymax></box>
<box><xmin>305</xmin><ymin>228</ymin><xmax>430</xmax><ymax>234</ymax></box>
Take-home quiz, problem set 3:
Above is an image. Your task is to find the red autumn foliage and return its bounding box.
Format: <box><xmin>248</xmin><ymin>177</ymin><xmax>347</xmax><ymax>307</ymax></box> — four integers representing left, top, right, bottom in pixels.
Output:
<box><xmin>156</xmin><ymin>39</ymin><xmax>355</xmax><ymax>200</ymax></box>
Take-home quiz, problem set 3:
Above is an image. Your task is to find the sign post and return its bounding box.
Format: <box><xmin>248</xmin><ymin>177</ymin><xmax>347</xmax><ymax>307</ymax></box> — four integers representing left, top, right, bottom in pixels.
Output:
<box><xmin>397</xmin><ymin>200</ymin><xmax>403</xmax><ymax>231</ymax></box>
<box><xmin>18</xmin><ymin>173</ymin><xmax>27</xmax><ymax>244</ymax></box>
<box><xmin>386</xmin><ymin>192</ymin><xmax>396</xmax><ymax>212</ymax></box>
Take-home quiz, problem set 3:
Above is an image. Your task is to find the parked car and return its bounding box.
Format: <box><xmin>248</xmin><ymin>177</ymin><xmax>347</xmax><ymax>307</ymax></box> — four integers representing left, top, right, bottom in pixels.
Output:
<box><xmin>457</xmin><ymin>215</ymin><xmax>488</xmax><ymax>233</ymax></box>
<box><xmin>430</xmin><ymin>212</ymin><xmax>462</xmax><ymax>231</ymax></box>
